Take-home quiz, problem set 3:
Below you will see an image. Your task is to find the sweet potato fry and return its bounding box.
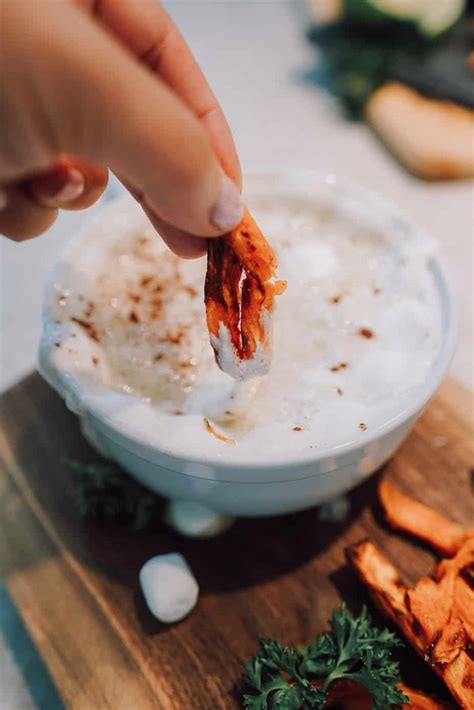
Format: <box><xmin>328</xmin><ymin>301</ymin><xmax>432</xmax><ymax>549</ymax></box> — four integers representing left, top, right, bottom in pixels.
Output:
<box><xmin>407</xmin><ymin>539</ymin><xmax>474</xmax><ymax>662</ymax></box>
<box><xmin>324</xmin><ymin>679</ymin><xmax>452</xmax><ymax>709</ymax></box>
<box><xmin>346</xmin><ymin>541</ymin><xmax>414</xmax><ymax>645</ymax></box>
<box><xmin>347</xmin><ymin>540</ymin><xmax>474</xmax><ymax>709</ymax></box>
<box><xmin>378</xmin><ymin>479</ymin><xmax>473</xmax><ymax>556</ymax></box>
<box><xmin>205</xmin><ymin>208</ymin><xmax>286</xmax><ymax>380</ymax></box>
<box><xmin>399</xmin><ymin>685</ymin><xmax>453</xmax><ymax>710</ymax></box>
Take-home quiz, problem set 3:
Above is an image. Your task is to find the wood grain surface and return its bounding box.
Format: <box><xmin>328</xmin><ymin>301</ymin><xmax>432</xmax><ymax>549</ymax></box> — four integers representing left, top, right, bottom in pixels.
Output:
<box><xmin>1</xmin><ymin>373</ymin><xmax>473</xmax><ymax>709</ymax></box>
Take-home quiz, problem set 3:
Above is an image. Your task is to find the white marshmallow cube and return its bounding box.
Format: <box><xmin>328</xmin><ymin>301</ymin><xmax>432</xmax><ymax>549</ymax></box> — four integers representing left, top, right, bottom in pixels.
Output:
<box><xmin>139</xmin><ymin>553</ymin><xmax>198</xmax><ymax>623</ymax></box>
<box><xmin>164</xmin><ymin>500</ymin><xmax>234</xmax><ymax>539</ymax></box>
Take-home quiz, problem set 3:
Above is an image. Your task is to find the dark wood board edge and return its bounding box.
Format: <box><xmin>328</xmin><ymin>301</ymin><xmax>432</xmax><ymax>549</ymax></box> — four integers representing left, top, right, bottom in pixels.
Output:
<box><xmin>0</xmin><ymin>435</ymin><xmax>169</xmax><ymax>709</ymax></box>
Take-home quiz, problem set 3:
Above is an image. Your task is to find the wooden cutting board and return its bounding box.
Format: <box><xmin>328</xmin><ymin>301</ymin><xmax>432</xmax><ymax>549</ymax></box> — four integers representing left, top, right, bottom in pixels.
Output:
<box><xmin>0</xmin><ymin>373</ymin><xmax>473</xmax><ymax>709</ymax></box>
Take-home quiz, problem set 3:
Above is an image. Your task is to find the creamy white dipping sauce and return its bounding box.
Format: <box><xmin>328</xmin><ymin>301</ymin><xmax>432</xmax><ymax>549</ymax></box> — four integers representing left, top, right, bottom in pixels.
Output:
<box><xmin>47</xmin><ymin>193</ymin><xmax>442</xmax><ymax>462</ymax></box>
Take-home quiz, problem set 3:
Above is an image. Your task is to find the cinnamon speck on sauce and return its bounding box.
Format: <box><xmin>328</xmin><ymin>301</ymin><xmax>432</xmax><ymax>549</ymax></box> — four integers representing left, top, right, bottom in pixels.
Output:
<box><xmin>140</xmin><ymin>276</ymin><xmax>153</xmax><ymax>287</ymax></box>
<box><xmin>84</xmin><ymin>301</ymin><xmax>95</xmax><ymax>319</ymax></box>
<box><xmin>185</xmin><ymin>286</ymin><xmax>198</xmax><ymax>298</ymax></box>
<box><xmin>154</xmin><ymin>353</ymin><xmax>164</xmax><ymax>362</ymax></box>
<box><xmin>166</xmin><ymin>332</ymin><xmax>183</xmax><ymax>345</ymax></box>
<box><xmin>359</xmin><ymin>423</ymin><xmax>367</xmax><ymax>431</ymax></box>
<box><xmin>336</xmin><ymin>388</ymin><xmax>343</xmax><ymax>396</ymax></box>
<box><xmin>292</xmin><ymin>426</ymin><xmax>303</xmax><ymax>432</ymax></box>
<box><xmin>330</xmin><ymin>293</ymin><xmax>343</xmax><ymax>304</ymax></box>
<box><xmin>373</xmin><ymin>287</ymin><xmax>381</xmax><ymax>295</ymax></box>
<box><xmin>92</xmin><ymin>356</ymin><xmax>99</xmax><ymax>366</ymax></box>
<box><xmin>71</xmin><ymin>316</ymin><xmax>100</xmax><ymax>342</ymax></box>
<box><xmin>203</xmin><ymin>418</ymin><xmax>235</xmax><ymax>446</ymax></box>
<box><xmin>174</xmin><ymin>410</ymin><xmax>184</xmax><ymax>416</ymax></box>
<box><xmin>54</xmin><ymin>342</ymin><xmax>61</xmax><ymax>348</ymax></box>
<box><xmin>129</xmin><ymin>293</ymin><xmax>141</xmax><ymax>303</ymax></box>
<box><xmin>358</xmin><ymin>327</ymin><xmax>374</xmax><ymax>339</ymax></box>
<box><xmin>330</xmin><ymin>362</ymin><xmax>348</xmax><ymax>372</ymax></box>
<box><xmin>129</xmin><ymin>310</ymin><xmax>139</xmax><ymax>323</ymax></box>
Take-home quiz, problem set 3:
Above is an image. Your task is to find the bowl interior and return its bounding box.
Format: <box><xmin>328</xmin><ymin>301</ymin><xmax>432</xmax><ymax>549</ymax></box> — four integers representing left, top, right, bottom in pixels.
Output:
<box><xmin>39</xmin><ymin>172</ymin><xmax>457</xmax><ymax>472</ymax></box>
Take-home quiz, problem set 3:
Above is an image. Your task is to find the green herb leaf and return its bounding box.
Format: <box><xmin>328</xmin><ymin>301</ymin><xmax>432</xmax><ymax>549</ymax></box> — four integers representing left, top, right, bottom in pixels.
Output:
<box><xmin>244</xmin><ymin>638</ymin><xmax>327</xmax><ymax>709</ymax></box>
<box><xmin>243</xmin><ymin>605</ymin><xmax>409</xmax><ymax>709</ymax></box>
<box><xmin>63</xmin><ymin>458</ymin><xmax>161</xmax><ymax>529</ymax></box>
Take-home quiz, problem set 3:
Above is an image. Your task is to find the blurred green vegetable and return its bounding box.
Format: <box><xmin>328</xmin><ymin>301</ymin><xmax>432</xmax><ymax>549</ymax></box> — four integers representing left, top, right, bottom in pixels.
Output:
<box><xmin>308</xmin><ymin>20</ymin><xmax>429</xmax><ymax>117</ymax></box>
<box><xmin>307</xmin><ymin>0</ymin><xmax>467</xmax><ymax>118</ymax></box>
<box><xmin>63</xmin><ymin>458</ymin><xmax>161</xmax><ymax>529</ymax></box>
<box><xmin>343</xmin><ymin>0</ymin><xmax>466</xmax><ymax>38</ymax></box>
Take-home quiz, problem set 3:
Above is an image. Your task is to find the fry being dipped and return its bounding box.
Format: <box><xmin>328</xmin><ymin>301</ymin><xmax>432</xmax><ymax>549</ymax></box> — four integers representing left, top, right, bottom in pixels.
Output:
<box><xmin>205</xmin><ymin>208</ymin><xmax>286</xmax><ymax>380</ymax></box>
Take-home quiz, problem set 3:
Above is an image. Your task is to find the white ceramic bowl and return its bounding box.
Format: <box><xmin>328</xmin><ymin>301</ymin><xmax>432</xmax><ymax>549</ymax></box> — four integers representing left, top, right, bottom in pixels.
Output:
<box><xmin>38</xmin><ymin>172</ymin><xmax>456</xmax><ymax>516</ymax></box>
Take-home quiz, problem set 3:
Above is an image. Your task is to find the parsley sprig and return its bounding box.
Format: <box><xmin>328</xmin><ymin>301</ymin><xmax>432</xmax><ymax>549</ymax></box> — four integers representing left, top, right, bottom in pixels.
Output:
<box><xmin>63</xmin><ymin>458</ymin><xmax>161</xmax><ymax>529</ymax></box>
<box><xmin>243</xmin><ymin>605</ymin><xmax>408</xmax><ymax>709</ymax></box>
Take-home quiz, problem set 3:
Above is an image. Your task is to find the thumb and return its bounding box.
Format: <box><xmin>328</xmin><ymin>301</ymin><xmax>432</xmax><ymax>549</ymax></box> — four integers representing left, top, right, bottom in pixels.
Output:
<box><xmin>1</xmin><ymin>1</ymin><xmax>243</xmax><ymax>238</ymax></box>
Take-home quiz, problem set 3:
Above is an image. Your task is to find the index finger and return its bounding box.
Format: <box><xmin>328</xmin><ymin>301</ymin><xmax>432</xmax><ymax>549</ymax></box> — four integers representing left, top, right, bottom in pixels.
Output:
<box><xmin>82</xmin><ymin>0</ymin><xmax>241</xmax><ymax>187</ymax></box>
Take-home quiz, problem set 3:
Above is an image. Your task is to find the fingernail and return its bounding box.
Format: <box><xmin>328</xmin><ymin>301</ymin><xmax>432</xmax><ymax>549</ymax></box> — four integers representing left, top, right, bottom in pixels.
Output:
<box><xmin>33</xmin><ymin>168</ymin><xmax>85</xmax><ymax>206</ymax></box>
<box><xmin>211</xmin><ymin>172</ymin><xmax>244</xmax><ymax>232</ymax></box>
<box><xmin>0</xmin><ymin>188</ymin><xmax>8</xmax><ymax>211</ymax></box>
<box><xmin>53</xmin><ymin>168</ymin><xmax>85</xmax><ymax>203</ymax></box>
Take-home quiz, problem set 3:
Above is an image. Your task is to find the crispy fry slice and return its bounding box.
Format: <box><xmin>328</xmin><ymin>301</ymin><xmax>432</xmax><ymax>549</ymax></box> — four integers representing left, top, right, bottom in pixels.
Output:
<box><xmin>378</xmin><ymin>479</ymin><xmax>473</xmax><ymax>556</ymax></box>
<box><xmin>205</xmin><ymin>208</ymin><xmax>286</xmax><ymax>380</ymax></box>
<box><xmin>226</xmin><ymin>208</ymin><xmax>277</xmax><ymax>282</ymax></box>
<box><xmin>398</xmin><ymin>685</ymin><xmax>453</xmax><ymax>710</ymax></box>
<box><xmin>346</xmin><ymin>541</ymin><xmax>408</xmax><ymax>627</ymax></box>
<box><xmin>347</xmin><ymin>540</ymin><xmax>474</xmax><ymax>709</ymax></box>
<box><xmin>324</xmin><ymin>679</ymin><xmax>451</xmax><ymax>709</ymax></box>
<box><xmin>407</xmin><ymin>539</ymin><xmax>474</xmax><ymax>664</ymax></box>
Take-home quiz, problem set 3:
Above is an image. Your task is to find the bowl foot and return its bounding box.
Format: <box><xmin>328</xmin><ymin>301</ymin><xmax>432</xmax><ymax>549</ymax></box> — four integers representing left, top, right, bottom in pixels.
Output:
<box><xmin>317</xmin><ymin>495</ymin><xmax>350</xmax><ymax>524</ymax></box>
<box><xmin>164</xmin><ymin>500</ymin><xmax>235</xmax><ymax>539</ymax></box>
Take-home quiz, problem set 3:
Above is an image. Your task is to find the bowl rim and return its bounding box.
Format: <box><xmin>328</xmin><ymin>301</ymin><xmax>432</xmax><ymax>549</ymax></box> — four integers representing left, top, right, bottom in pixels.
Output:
<box><xmin>39</xmin><ymin>170</ymin><xmax>458</xmax><ymax>472</ymax></box>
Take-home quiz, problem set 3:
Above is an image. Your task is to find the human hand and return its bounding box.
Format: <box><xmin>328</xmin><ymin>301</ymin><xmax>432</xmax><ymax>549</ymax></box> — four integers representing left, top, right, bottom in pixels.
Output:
<box><xmin>0</xmin><ymin>0</ymin><xmax>242</xmax><ymax>257</ymax></box>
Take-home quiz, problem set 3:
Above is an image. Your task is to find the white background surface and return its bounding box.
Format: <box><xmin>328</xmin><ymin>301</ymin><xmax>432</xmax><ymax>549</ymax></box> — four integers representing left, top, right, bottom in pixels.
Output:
<box><xmin>0</xmin><ymin>2</ymin><xmax>472</xmax><ymax>707</ymax></box>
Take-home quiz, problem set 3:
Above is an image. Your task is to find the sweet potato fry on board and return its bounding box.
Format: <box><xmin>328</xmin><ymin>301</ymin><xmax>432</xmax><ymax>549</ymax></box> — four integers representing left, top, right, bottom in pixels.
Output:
<box><xmin>205</xmin><ymin>208</ymin><xmax>286</xmax><ymax>380</ymax></box>
<box><xmin>378</xmin><ymin>479</ymin><xmax>473</xmax><ymax>556</ymax></box>
<box><xmin>407</xmin><ymin>540</ymin><xmax>474</xmax><ymax>662</ymax></box>
<box><xmin>347</xmin><ymin>539</ymin><xmax>474</xmax><ymax>709</ymax></box>
<box><xmin>346</xmin><ymin>541</ymin><xmax>409</xmax><ymax>634</ymax></box>
<box><xmin>324</xmin><ymin>680</ymin><xmax>451</xmax><ymax>709</ymax></box>
<box><xmin>398</xmin><ymin>685</ymin><xmax>453</xmax><ymax>710</ymax></box>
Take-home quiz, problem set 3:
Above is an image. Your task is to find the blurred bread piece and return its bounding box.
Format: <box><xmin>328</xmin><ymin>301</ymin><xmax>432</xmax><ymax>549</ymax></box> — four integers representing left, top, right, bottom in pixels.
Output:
<box><xmin>307</xmin><ymin>0</ymin><xmax>342</xmax><ymax>24</ymax></box>
<box><xmin>366</xmin><ymin>82</ymin><xmax>474</xmax><ymax>180</ymax></box>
